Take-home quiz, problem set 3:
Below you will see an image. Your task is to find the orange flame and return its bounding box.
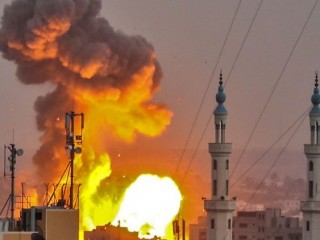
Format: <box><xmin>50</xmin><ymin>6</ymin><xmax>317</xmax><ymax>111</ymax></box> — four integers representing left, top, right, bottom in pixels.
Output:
<box><xmin>71</xmin><ymin>63</ymin><xmax>176</xmax><ymax>239</ymax></box>
<box><xmin>0</xmin><ymin>1</ymin><xmax>180</xmax><ymax>239</ymax></box>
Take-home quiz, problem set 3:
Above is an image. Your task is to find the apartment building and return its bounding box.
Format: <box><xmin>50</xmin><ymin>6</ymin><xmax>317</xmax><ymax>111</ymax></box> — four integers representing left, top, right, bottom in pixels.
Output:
<box><xmin>189</xmin><ymin>209</ymin><xmax>302</xmax><ymax>240</ymax></box>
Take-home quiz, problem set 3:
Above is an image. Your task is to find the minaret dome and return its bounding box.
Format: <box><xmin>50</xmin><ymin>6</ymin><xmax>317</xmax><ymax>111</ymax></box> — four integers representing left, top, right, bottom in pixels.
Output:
<box><xmin>311</xmin><ymin>72</ymin><xmax>320</xmax><ymax>117</ymax></box>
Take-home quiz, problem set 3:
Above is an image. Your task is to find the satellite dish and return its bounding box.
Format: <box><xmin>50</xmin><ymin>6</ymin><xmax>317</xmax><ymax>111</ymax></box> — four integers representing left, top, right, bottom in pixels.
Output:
<box><xmin>16</xmin><ymin>149</ymin><xmax>23</xmax><ymax>156</ymax></box>
<box><xmin>74</xmin><ymin>147</ymin><xmax>82</xmax><ymax>154</ymax></box>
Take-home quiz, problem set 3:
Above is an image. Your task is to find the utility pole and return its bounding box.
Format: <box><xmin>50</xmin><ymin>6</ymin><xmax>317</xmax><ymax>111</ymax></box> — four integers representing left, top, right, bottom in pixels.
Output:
<box><xmin>4</xmin><ymin>144</ymin><xmax>23</xmax><ymax>230</ymax></box>
<box><xmin>65</xmin><ymin>112</ymin><xmax>84</xmax><ymax>209</ymax></box>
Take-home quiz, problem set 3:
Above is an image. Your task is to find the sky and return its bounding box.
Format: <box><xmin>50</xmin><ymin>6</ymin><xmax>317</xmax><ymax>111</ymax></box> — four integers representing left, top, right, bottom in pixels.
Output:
<box><xmin>0</xmin><ymin>0</ymin><xmax>320</xmax><ymax>225</ymax></box>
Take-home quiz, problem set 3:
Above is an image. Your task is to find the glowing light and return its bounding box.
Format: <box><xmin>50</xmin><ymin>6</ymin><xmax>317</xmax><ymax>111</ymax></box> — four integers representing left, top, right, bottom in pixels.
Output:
<box><xmin>112</xmin><ymin>174</ymin><xmax>182</xmax><ymax>239</ymax></box>
<box><xmin>0</xmin><ymin>1</ymin><xmax>177</xmax><ymax>240</ymax></box>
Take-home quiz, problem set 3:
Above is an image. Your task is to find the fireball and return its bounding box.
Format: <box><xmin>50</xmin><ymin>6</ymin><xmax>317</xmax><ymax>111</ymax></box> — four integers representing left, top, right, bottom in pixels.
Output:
<box><xmin>112</xmin><ymin>174</ymin><xmax>182</xmax><ymax>239</ymax></box>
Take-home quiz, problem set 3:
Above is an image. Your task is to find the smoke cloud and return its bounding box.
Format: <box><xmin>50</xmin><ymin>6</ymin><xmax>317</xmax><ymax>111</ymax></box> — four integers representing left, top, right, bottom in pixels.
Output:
<box><xmin>0</xmin><ymin>0</ymin><xmax>173</xmax><ymax>234</ymax></box>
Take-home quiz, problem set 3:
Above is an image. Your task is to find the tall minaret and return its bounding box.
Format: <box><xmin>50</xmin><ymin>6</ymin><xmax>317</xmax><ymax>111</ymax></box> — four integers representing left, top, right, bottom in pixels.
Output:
<box><xmin>301</xmin><ymin>73</ymin><xmax>320</xmax><ymax>240</ymax></box>
<box><xmin>205</xmin><ymin>72</ymin><xmax>236</xmax><ymax>240</ymax></box>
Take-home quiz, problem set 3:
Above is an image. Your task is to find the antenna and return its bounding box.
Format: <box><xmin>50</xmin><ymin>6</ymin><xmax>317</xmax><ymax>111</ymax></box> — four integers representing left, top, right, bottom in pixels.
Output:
<box><xmin>65</xmin><ymin>111</ymin><xmax>84</xmax><ymax>209</ymax></box>
<box><xmin>2</xmin><ymin>143</ymin><xmax>23</xmax><ymax>231</ymax></box>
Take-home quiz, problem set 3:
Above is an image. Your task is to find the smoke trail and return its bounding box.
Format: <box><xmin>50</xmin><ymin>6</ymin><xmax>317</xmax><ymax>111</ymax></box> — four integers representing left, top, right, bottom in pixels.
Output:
<box><xmin>0</xmin><ymin>0</ymin><xmax>173</xmax><ymax>234</ymax></box>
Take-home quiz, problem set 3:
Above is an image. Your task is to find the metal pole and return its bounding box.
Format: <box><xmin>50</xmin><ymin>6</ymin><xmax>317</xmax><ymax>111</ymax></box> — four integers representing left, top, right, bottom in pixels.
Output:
<box><xmin>70</xmin><ymin>112</ymin><xmax>75</xmax><ymax>209</ymax></box>
<box><xmin>10</xmin><ymin>144</ymin><xmax>15</xmax><ymax>231</ymax></box>
<box><xmin>65</xmin><ymin>111</ymin><xmax>83</xmax><ymax>209</ymax></box>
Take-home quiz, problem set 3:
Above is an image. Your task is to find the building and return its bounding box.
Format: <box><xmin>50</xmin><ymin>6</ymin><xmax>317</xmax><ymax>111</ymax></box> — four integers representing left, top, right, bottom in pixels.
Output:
<box><xmin>189</xmin><ymin>216</ymin><xmax>206</xmax><ymax>240</ymax></box>
<box><xmin>233</xmin><ymin>208</ymin><xmax>301</xmax><ymax>240</ymax></box>
<box><xmin>204</xmin><ymin>72</ymin><xmax>236</xmax><ymax>240</ymax></box>
<box><xmin>189</xmin><ymin>209</ymin><xmax>302</xmax><ymax>240</ymax></box>
<box><xmin>0</xmin><ymin>207</ymin><xmax>78</xmax><ymax>240</ymax></box>
<box><xmin>84</xmin><ymin>224</ymin><xmax>162</xmax><ymax>240</ymax></box>
<box><xmin>300</xmin><ymin>73</ymin><xmax>320</xmax><ymax>240</ymax></box>
<box><xmin>84</xmin><ymin>224</ymin><xmax>139</xmax><ymax>240</ymax></box>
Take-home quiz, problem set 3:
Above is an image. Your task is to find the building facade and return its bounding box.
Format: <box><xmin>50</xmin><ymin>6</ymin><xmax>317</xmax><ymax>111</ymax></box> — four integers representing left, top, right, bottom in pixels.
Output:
<box><xmin>189</xmin><ymin>209</ymin><xmax>302</xmax><ymax>240</ymax></box>
<box><xmin>189</xmin><ymin>216</ymin><xmax>207</xmax><ymax>240</ymax></box>
<box><xmin>233</xmin><ymin>208</ymin><xmax>301</xmax><ymax>240</ymax></box>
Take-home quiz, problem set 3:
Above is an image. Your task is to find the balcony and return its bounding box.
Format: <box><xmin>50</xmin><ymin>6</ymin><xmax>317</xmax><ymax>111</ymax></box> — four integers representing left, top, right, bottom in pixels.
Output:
<box><xmin>204</xmin><ymin>199</ymin><xmax>236</xmax><ymax>212</ymax></box>
<box><xmin>208</xmin><ymin>143</ymin><xmax>232</xmax><ymax>154</ymax></box>
<box><xmin>304</xmin><ymin>144</ymin><xmax>320</xmax><ymax>155</ymax></box>
<box><xmin>300</xmin><ymin>200</ymin><xmax>320</xmax><ymax>212</ymax></box>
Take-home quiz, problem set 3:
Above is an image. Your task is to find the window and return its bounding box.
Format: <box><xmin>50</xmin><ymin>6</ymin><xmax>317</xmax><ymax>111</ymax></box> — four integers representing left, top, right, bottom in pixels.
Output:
<box><xmin>211</xmin><ymin>219</ymin><xmax>215</xmax><ymax>229</ymax></box>
<box><xmin>286</xmin><ymin>218</ymin><xmax>290</xmax><ymax>228</ymax></box>
<box><xmin>275</xmin><ymin>237</ymin><xmax>283</xmax><ymax>240</ymax></box>
<box><xmin>239</xmin><ymin>223</ymin><xmax>248</xmax><ymax>228</ymax></box>
<box><xmin>239</xmin><ymin>236</ymin><xmax>247</xmax><ymax>240</ymax></box>
<box><xmin>226</xmin><ymin>180</ymin><xmax>229</xmax><ymax>195</ymax></box>
<box><xmin>214</xmin><ymin>159</ymin><xmax>217</xmax><ymax>170</ymax></box>
<box><xmin>306</xmin><ymin>221</ymin><xmax>310</xmax><ymax>231</ymax></box>
<box><xmin>228</xmin><ymin>219</ymin><xmax>231</xmax><ymax>229</ymax></box>
<box><xmin>214</xmin><ymin>180</ymin><xmax>217</xmax><ymax>196</ymax></box>
<box><xmin>309</xmin><ymin>181</ymin><xmax>314</xmax><ymax>198</ymax></box>
<box><xmin>226</xmin><ymin>159</ymin><xmax>229</xmax><ymax>170</ymax></box>
<box><xmin>199</xmin><ymin>229</ymin><xmax>206</xmax><ymax>240</ymax></box>
<box><xmin>309</xmin><ymin>161</ymin><xmax>314</xmax><ymax>171</ymax></box>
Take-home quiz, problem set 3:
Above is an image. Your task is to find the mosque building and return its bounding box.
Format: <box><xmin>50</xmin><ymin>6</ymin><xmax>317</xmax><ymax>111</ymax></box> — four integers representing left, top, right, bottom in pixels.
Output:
<box><xmin>200</xmin><ymin>73</ymin><xmax>320</xmax><ymax>240</ymax></box>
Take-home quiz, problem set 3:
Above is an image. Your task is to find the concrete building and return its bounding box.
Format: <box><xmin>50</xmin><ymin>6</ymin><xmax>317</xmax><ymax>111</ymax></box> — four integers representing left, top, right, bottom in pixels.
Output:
<box><xmin>0</xmin><ymin>207</ymin><xmax>78</xmax><ymax>240</ymax></box>
<box><xmin>189</xmin><ymin>216</ymin><xmax>206</xmax><ymax>240</ymax></box>
<box><xmin>204</xmin><ymin>72</ymin><xmax>236</xmax><ymax>240</ymax></box>
<box><xmin>189</xmin><ymin>209</ymin><xmax>302</xmax><ymax>240</ymax></box>
<box><xmin>84</xmin><ymin>224</ymin><xmax>139</xmax><ymax>240</ymax></box>
<box><xmin>300</xmin><ymin>73</ymin><xmax>320</xmax><ymax>240</ymax></box>
<box><xmin>233</xmin><ymin>208</ymin><xmax>301</xmax><ymax>240</ymax></box>
<box><xmin>84</xmin><ymin>224</ymin><xmax>162</xmax><ymax>240</ymax></box>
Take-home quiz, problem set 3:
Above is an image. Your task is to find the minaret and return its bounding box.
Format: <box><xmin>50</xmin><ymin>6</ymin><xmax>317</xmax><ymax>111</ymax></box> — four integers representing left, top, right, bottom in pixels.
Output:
<box><xmin>301</xmin><ymin>73</ymin><xmax>320</xmax><ymax>240</ymax></box>
<box><xmin>204</xmin><ymin>72</ymin><xmax>236</xmax><ymax>240</ymax></box>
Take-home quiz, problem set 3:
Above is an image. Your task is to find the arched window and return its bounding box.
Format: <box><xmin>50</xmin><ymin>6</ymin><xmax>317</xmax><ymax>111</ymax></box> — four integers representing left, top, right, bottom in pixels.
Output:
<box><xmin>309</xmin><ymin>161</ymin><xmax>314</xmax><ymax>171</ymax></box>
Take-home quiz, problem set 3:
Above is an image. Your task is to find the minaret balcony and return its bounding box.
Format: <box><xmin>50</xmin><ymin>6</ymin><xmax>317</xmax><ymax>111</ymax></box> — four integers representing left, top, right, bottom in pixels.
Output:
<box><xmin>204</xmin><ymin>199</ymin><xmax>236</xmax><ymax>212</ymax></box>
<box><xmin>209</xmin><ymin>143</ymin><xmax>232</xmax><ymax>154</ymax></box>
<box><xmin>304</xmin><ymin>144</ymin><xmax>320</xmax><ymax>155</ymax></box>
<box><xmin>301</xmin><ymin>200</ymin><xmax>320</xmax><ymax>212</ymax></box>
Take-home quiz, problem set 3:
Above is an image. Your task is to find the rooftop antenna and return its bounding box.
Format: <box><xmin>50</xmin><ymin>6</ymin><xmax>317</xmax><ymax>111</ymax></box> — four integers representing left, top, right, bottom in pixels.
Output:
<box><xmin>2</xmin><ymin>143</ymin><xmax>23</xmax><ymax>231</ymax></box>
<box><xmin>65</xmin><ymin>111</ymin><xmax>84</xmax><ymax>209</ymax></box>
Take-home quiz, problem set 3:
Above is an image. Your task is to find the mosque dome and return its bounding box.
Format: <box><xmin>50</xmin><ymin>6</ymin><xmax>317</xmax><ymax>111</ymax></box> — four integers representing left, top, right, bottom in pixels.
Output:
<box><xmin>310</xmin><ymin>73</ymin><xmax>320</xmax><ymax>116</ymax></box>
<box><xmin>214</xmin><ymin>72</ymin><xmax>227</xmax><ymax>115</ymax></box>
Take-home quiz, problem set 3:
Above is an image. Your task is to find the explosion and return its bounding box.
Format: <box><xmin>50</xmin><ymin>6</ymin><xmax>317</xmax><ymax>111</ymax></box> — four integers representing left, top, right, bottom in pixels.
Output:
<box><xmin>113</xmin><ymin>174</ymin><xmax>182</xmax><ymax>239</ymax></box>
<box><xmin>0</xmin><ymin>0</ymin><xmax>180</xmax><ymax>239</ymax></box>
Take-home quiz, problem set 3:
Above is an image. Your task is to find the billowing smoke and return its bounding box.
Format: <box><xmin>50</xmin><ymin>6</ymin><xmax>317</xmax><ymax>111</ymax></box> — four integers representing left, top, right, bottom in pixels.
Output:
<box><xmin>0</xmin><ymin>0</ymin><xmax>174</xmax><ymax>236</ymax></box>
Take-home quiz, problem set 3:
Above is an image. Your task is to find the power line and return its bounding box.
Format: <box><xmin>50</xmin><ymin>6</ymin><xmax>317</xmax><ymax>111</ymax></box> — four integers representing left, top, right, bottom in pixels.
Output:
<box><xmin>179</xmin><ymin>0</ymin><xmax>263</xmax><ymax>183</ymax></box>
<box><xmin>230</xmin><ymin>0</ymin><xmax>319</xmax><ymax>180</ymax></box>
<box><xmin>241</xmin><ymin>106</ymin><xmax>308</xmax><ymax>210</ymax></box>
<box><xmin>230</xmin><ymin>107</ymin><xmax>310</xmax><ymax>189</ymax></box>
<box><xmin>173</xmin><ymin>0</ymin><xmax>243</xmax><ymax>178</ymax></box>
<box><xmin>225</xmin><ymin>0</ymin><xmax>264</xmax><ymax>87</ymax></box>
